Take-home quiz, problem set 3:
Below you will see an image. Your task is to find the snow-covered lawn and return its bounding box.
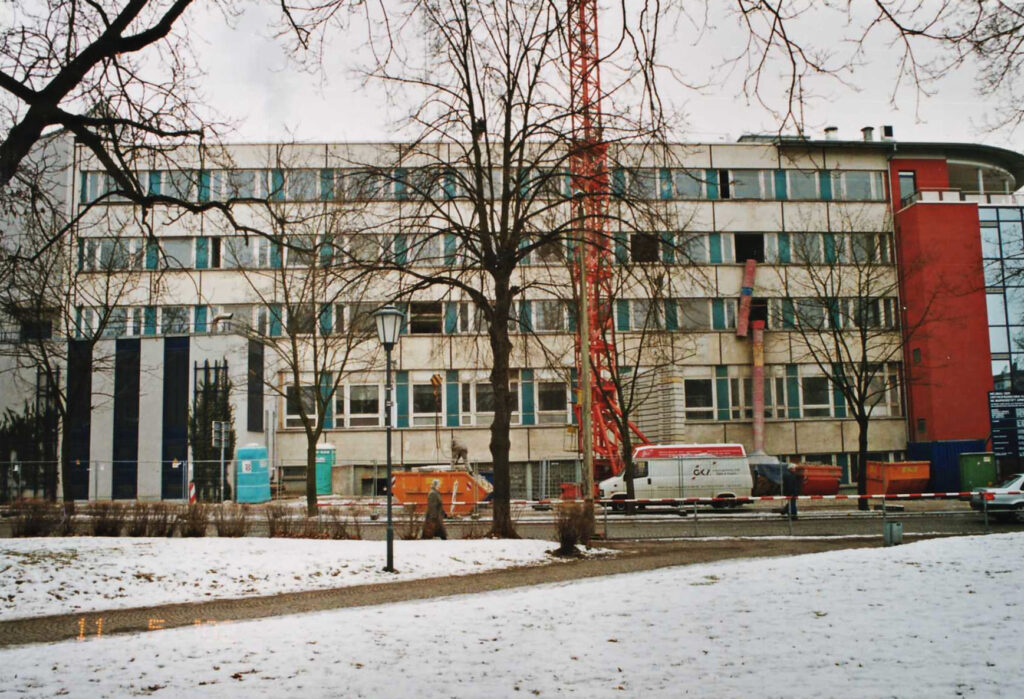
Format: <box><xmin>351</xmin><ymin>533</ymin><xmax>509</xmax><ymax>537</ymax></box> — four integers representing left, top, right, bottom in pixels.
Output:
<box><xmin>0</xmin><ymin>538</ymin><xmax>564</xmax><ymax>620</ymax></box>
<box><xmin>1</xmin><ymin>533</ymin><xmax>1020</xmax><ymax>697</ymax></box>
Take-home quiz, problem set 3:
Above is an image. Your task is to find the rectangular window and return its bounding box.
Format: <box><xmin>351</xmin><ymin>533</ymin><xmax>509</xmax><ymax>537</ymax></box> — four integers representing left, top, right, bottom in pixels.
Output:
<box><xmin>684</xmin><ymin>378</ymin><xmax>714</xmax><ymax>420</ymax></box>
<box><xmin>630</xmin><ymin>299</ymin><xmax>664</xmax><ymax>331</ymax></box>
<box><xmin>680</xmin><ymin>234</ymin><xmax>708</xmax><ymax>263</ymax></box>
<box><xmin>536</xmin><ymin>381</ymin><xmax>569</xmax><ymax>424</ymax></box>
<box><xmin>286</xmin><ymin>235</ymin><xmax>316</xmax><ymax>267</ymax></box>
<box><xmin>287</xmin><ymin>170</ymin><xmax>319</xmax><ymax>201</ymax></box>
<box><xmin>618</xmin><ymin>169</ymin><xmax>658</xmax><ymax>199</ymax></box>
<box><xmin>412</xmin><ymin>383</ymin><xmax>442</xmax><ymax>426</ymax></box>
<box><xmin>532</xmin><ymin>237</ymin><xmax>565</xmax><ymax>265</ymax></box>
<box><xmin>680</xmin><ymin>299</ymin><xmax>710</xmax><ymax>330</ymax></box>
<box><xmin>350</xmin><ymin>303</ymin><xmax>379</xmax><ymax>335</ymax></box>
<box><xmin>406</xmin><ymin>234</ymin><xmax>443</xmax><ymax>266</ymax></box>
<box><xmin>533</xmin><ymin>300</ymin><xmax>566</xmax><ymax>332</ymax></box>
<box><xmin>672</xmin><ymin>170</ymin><xmax>704</xmax><ymax>199</ymax></box>
<box><xmin>348</xmin><ymin>384</ymin><xmax>381</xmax><ymax>426</ymax></box>
<box><xmin>285</xmin><ymin>385</ymin><xmax>317</xmax><ymax>428</ymax></box>
<box><xmin>898</xmin><ymin>171</ymin><xmax>917</xmax><ymax>205</ymax></box>
<box><xmin>791</xmin><ymin>234</ymin><xmax>822</xmax><ymax>264</ymax></box>
<box><xmin>800</xmin><ymin>376</ymin><xmax>832</xmax><ymax>417</ymax></box>
<box><xmin>630</xmin><ymin>232</ymin><xmax>659</xmax><ymax>263</ymax></box>
<box><xmin>730</xmin><ymin>170</ymin><xmax>773</xmax><ymax>199</ymax></box>
<box><xmin>461</xmin><ymin>381</ymin><xmax>520</xmax><ymax>426</ymax></box>
<box><xmin>348</xmin><ymin>235</ymin><xmax>384</xmax><ymax>264</ymax></box>
<box><xmin>787</xmin><ymin>171</ymin><xmax>819</xmax><ymax>199</ymax></box>
<box><xmin>346</xmin><ymin>170</ymin><xmax>389</xmax><ymax>200</ymax></box>
<box><xmin>286</xmin><ymin>304</ymin><xmax>316</xmax><ymax>335</ymax></box>
<box><xmin>161</xmin><ymin>306</ymin><xmax>190</xmax><ymax>335</ymax></box>
<box><xmin>409</xmin><ymin>301</ymin><xmax>443</xmax><ymax>334</ymax></box>
<box><xmin>160</xmin><ymin>238</ymin><xmax>193</xmax><ymax>269</ymax></box>
<box><xmin>832</xmin><ymin>171</ymin><xmax>885</xmax><ymax>201</ymax></box>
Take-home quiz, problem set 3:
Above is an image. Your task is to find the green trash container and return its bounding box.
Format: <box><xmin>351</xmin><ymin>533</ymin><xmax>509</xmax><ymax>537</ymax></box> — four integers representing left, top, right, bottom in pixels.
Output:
<box><xmin>315</xmin><ymin>443</ymin><xmax>335</xmax><ymax>496</ymax></box>
<box><xmin>959</xmin><ymin>452</ymin><xmax>997</xmax><ymax>493</ymax></box>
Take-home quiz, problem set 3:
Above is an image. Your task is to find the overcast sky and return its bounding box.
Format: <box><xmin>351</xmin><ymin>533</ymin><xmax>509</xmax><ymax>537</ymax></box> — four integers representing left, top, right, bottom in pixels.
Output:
<box><xmin>187</xmin><ymin>2</ymin><xmax>1019</xmax><ymax>151</ymax></box>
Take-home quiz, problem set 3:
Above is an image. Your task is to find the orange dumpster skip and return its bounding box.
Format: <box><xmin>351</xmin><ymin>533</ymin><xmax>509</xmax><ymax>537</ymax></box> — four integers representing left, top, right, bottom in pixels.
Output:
<box><xmin>391</xmin><ymin>470</ymin><xmax>492</xmax><ymax>517</ymax></box>
<box><xmin>865</xmin><ymin>461</ymin><xmax>930</xmax><ymax>496</ymax></box>
<box><xmin>794</xmin><ymin>464</ymin><xmax>842</xmax><ymax>496</ymax></box>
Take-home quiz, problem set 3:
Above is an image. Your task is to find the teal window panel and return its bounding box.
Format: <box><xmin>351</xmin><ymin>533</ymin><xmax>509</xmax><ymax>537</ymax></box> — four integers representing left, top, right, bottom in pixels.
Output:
<box><xmin>778</xmin><ymin>233</ymin><xmax>791</xmax><ymax>263</ymax></box>
<box><xmin>195</xmin><ymin>237</ymin><xmax>209</xmax><ymax>269</ymax></box>
<box><xmin>443</xmin><ymin>169</ymin><xmax>457</xmax><ymax>200</ymax></box>
<box><xmin>271</xmin><ymin>170</ymin><xmax>285</xmax><ymax>201</ymax></box>
<box><xmin>270</xmin><ymin>242</ymin><xmax>282</xmax><ymax>268</ymax></box>
<box><xmin>396</xmin><ymin>371</ymin><xmax>410</xmax><ymax>428</ymax></box>
<box><xmin>319</xmin><ymin>238</ymin><xmax>333</xmax><ymax>267</ymax></box>
<box><xmin>774</xmin><ymin>170</ymin><xmax>788</xmax><ymax>200</ymax></box>
<box><xmin>74</xmin><ymin>307</ymin><xmax>83</xmax><ymax>338</ymax></box>
<box><xmin>194</xmin><ymin>306</ymin><xmax>207</xmax><ymax>334</ymax></box>
<box><xmin>831</xmin><ymin>366</ymin><xmax>847</xmax><ymax>418</ymax></box>
<box><xmin>567</xmin><ymin>305</ymin><xmax>577</xmax><ymax>332</ymax></box>
<box><xmin>786</xmin><ymin>364</ymin><xmax>801</xmax><ymax>418</ymax></box>
<box><xmin>519</xmin><ymin>236</ymin><xmax>531</xmax><ymax>266</ymax></box>
<box><xmin>659</xmin><ymin>168</ymin><xmax>673</xmax><ymax>200</ymax></box>
<box><xmin>819</xmin><ymin>171</ymin><xmax>833</xmax><ymax>201</ymax></box>
<box><xmin>320</xmin><ymin>372</ymin><xmax>334</xmax><ymax>429</ymax></box>
<box><xmin>319</xmin><ymin>304</ymin><xmax>333</xmax><ymax>335</ymax></box>
<box><xmin>320</xmin><ymin>169</ymin><xmax>334</xmax><ymax>201</ymax></box>
<box><xmin>712</xmin><ymin>299</ymin><xmax>726</xmax><ymax>329</ymax></box>
<box><xmin>836</xmin><ymin>453</ymin><xmax>851</xmax><ymax>483</ymax></box>
<box><xmin>145</xmin><ymin>241</ymin><xmax>159</xmax><ymax>270</ymax></box>
<box><xmin>394</xmin><ymin>167</ymin><xmax>408</xmax><ymax>200</ymax></box>
<box><xmin>660</xmin><ymin>231</ymin><xmax>675</xmax><ymax>263</ymax></box>
<box><xmin>616</xmin><ymin>299</ymin><xmax>631</xmax><ymax>331</ymax></box>
<box><xmin>518</xmin><ymin>300</ymin><xmax>532</xmax><ymax>332</ymax></box>
<box><xmin>665</xmin><ymin>300</ymin><xmax>678</xmax><ymax>331</ymax></box>
<box><xmin>614</xmin><ymin>232</ymin><xmax>628</xmax><ymax>264</ymax></box>
<box><xmin>394</xmin><ymin>234</ymin><xmax>408</xmax><ymax>265</ymax></box>
<box><xmin>446</xmin><ymin>370</ymin><xmax>459</xmax><ymax>427</ymax></box>
<box><xmin>444</xmin><ymin>233</ymin><xmax>457</xmax><ymax>266</ymax></box>
<box><xmin>148</xmin><ymin>171</ymin><xmax>162</xmax><ymax>196</ymax></box>
<box><xmin>705</xmin><ymin>169</ymin><xmax>719</xmax><ymax>200</ymax></box>
<box><xmin>269</xmin><ymin>305</ymin><xmax>283</xmax><ymax>337</ymax></box>
<box><xmin>709</xmin><ymin>232</ymin><xmax>722</xmax><ymax>263</ymax></box>
<box><xmin>143</xmin><ymin>307</ymin><xmax>157</xmax><ymax>336</ymax></box>
<box><xmin>79</xmin><ymin>172</ymin><xmax>88</xmax><ymax>204</ymax></box>
<box><xmin>715</xmin><ymin>366</ymin><xmax>730</xmax><ymax>421</ymax></box>
<box><xmin>444</xmin><ymin>302</ymin><xmax>458</xmax><ymax>334</ymax></box>
<box><xmin>611</xmin><ymin>169</ymin><xmax>625</xmax><ymax>196</ymax></box>
<box><xmin>781</xmin><ymin>298</ymin><xmax>796</xmax><ymax>329</ymax></box>
<box><xmin>570</xmin><ymin>367</ymin><xmax>578</xmax><ymax>424</ymax></box>
<box><xmin>826</xmin><ymin>297</ymin><xmax>841</xmax><ymax>329</ymax></box>
<box><xmin>76</xmin><ymin>239</ymin><xmax>85</xmax><ymax>271</ymax></box>
<box><xmin>198</xmin><ymin>170</ymin><xmax>211</xmax><ymax>202</ymax></box>
<box><xmin>520</xmin><ymin>369</ymin><xmax>535</xmax><ymax>425</ymax></box>
<box><xmin>824</xmin><ymin>233</ymin><xmax>838</xmax><ymax>263</ymax></box>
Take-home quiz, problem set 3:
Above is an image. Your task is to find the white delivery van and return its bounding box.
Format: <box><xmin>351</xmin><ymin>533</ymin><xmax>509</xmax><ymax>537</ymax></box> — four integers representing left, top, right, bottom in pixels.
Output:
<box><xmin>598</xmin><ymin>444</ymin><xmax>753</xmax><ymax>509</ymax></box>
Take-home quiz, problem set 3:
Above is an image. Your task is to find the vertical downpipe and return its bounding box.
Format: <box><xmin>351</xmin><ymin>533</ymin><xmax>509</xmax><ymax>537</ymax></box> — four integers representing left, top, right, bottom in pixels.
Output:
<box><xmin>752</xmin><ymin>321</ymin><xmax>766</xmax><ymax>454</ymax></box>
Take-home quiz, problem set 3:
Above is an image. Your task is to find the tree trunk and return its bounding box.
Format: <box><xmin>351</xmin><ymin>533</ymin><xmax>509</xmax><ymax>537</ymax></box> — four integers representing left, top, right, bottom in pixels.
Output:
<box><xmin>487</xmin><ymin>289</ymin><xmax>518</xmax><ymax>538</ymax></box>
<box><xmin>857</xmin><ymin>417</ymin><xmax>870</xmax><ymax>511</ymax></box>
<box><xmin>621</xmin><ymin>430</ymin><xmax>637</xmax><ymax>515</ymax></box>
<box><xmin>59</xmin><ymin>412</ymin><xmax>74</xmax><ymax>517</ymax></box>
<box><xmin>305</xmin><ymin>437</ymin><xmax>318</xmax><ymax>517</ymax></box>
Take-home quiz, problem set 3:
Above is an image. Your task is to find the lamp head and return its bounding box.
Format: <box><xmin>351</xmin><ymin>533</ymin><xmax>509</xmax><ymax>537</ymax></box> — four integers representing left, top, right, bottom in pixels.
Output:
<box><xmin>374</xmin><ymin>305</ymin><xmax>404</xmax><ymax>349</ymax></box>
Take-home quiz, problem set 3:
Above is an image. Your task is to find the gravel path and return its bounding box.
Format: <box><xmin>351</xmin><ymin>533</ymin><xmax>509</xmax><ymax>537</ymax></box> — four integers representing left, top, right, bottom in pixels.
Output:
<box><xmin>0</xmin><ymin>536</ymin><xmax>912</xmax><ymax>649</ymax></box>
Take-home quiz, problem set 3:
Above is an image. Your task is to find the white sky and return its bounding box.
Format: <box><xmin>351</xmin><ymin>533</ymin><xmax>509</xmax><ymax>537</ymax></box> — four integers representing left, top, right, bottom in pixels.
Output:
<box><xmin>185</xmin><ymin>2</ymin><xmax>1021</xmax><ymax>151</ymax></box>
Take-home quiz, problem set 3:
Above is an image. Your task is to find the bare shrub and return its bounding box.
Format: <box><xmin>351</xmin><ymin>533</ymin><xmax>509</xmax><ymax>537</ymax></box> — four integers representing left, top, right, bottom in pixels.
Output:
<box><xmin>554</xmin><ymin>502</ymin><xmax>594</xmax><ymax>556</ymax></box>
<box><xmin>298</xmin><ymin>515</ymin><xmax>326</xmax><ymax>539</ymax></box>
<box><xmin>398</xmin><ymin>503</ymin><xmax>421</xmax><ymax>540</ymax></box>
<box><xmin>213</xmin><ymin>505</ymin><xmax>250</xmax><ymax>537</ymax></box>
<box><xmin>264</xmin><ymin>504</ymin><xmax>297</xmax><ymax>538</ymax></box>
<box><xmin>180</xmin><ymin>504</ymin><xmax>210</xmax><ymax>538</ymax></box>
<box><xmin>126</xmin><ymin>503</ymin><xmax>151</xmax><ymax>537</ymax></box>
<box><xmin>461</xmin><ymin>513</ymin><xmax>487</xmax><ymax>540</ymax></box>
<box><xmin>9</xmin><ymin>500</ymin><xmax>60</xmax><ymax>537</ymax></box>
<box><xmin>322</xmin><ymin>507</ymin><xmax>358</xmax><ymax>540</ymax></box>
<box><xmin>147</xmin><ymin>504</ymin><xmax>177</xmax><ymax>537</ymax></box>
<box><xmin>90</xmin><ymin>503</ymin><xmax>127</xmax><ymax>537</ymax></box>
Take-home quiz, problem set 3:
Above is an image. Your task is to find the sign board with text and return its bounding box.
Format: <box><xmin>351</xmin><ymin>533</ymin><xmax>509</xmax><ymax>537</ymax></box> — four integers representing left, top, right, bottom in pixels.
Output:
<box><xmin>988</xmin><ymin>391</ymin><xmax>1024</xmax><ymax>459</ymax></box>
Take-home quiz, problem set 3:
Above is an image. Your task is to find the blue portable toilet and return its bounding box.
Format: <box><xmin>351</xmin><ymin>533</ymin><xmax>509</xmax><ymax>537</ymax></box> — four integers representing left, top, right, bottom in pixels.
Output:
<box><xmin>315</xmin><ymin>443</ymin><xmax>335</xmax><ymax>495</ymax></box>
<box><xmin>235</xmin><ymin>444</ymin><xmax>271</xmax><ymax>504</ymax></box>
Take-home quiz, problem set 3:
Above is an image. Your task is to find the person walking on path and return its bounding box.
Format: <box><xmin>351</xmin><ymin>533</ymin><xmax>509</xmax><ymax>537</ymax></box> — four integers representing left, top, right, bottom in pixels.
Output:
<box><xmin>423</xmin><ymin>479</ymin><xmax>448</xmax><ymax>540</ymax></box>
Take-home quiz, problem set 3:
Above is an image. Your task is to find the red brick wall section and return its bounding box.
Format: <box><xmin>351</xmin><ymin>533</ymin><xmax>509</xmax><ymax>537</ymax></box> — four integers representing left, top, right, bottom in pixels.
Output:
<box><xmin>895</xmin><ymin>201</ymin><xmax>992</xmax><ymax>441</ymax></box>
<box><xmin>890</xmin><ymin>158</ymin><xmax>950</xmax><ymax>206</ymax></box>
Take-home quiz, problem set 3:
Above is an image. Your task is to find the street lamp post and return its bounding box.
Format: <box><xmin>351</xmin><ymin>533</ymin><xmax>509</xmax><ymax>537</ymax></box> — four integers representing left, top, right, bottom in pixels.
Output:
<box><xmin>374</xmin><ymin>305</ymin><xmax>404</xmax><ymax>573</ymax></box>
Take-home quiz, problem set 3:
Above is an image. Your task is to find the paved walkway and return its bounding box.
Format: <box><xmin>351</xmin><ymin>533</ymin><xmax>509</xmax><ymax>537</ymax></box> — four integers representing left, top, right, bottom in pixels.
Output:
<box><xmin>0</xmin><ymin>537</ymin><xmax>890</xmax><ymax>648</ymax></box>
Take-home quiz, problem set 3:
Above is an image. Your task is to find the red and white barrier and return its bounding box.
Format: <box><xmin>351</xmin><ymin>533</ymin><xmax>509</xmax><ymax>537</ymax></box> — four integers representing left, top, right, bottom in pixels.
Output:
<box><xmin>188</xmin><ymin>481</ymin><xmax>196</xmax><ymax>504</ymax></box>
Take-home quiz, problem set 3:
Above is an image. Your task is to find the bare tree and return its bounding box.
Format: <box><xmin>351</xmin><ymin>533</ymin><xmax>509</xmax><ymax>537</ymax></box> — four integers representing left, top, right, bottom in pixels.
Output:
<box><xmin>777</xmin><ymin>217</ymin><xmax>923</xmax><ymax>509</ymax></box>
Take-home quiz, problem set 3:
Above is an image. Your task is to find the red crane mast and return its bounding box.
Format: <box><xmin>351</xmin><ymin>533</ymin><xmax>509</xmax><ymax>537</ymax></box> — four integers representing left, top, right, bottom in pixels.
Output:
<box><xmin>566</xmin><ymin>0</ymin><xmax>647</xmax><ymax>481</ymax></box>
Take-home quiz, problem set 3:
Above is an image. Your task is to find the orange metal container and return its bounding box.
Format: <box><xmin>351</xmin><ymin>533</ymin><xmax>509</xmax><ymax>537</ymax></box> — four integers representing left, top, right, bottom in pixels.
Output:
<box><xmin>794</xmin><ymin>464</ymin><xmax>842</xmax><ymax>496</ymax></box>
<box><xmin>390</xmin><ymin>470</ymin><xmax>492</xmax><ymax>516</ymax></box>
<box><xmin>865</xmin><ymin>461</ymin><xmax>931</xmax><ymax>496</ymax></box>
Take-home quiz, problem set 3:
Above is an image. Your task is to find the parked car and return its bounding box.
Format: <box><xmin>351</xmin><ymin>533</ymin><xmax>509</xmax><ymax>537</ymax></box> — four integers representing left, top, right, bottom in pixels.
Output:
<box><xmin>970</xmin><ymin>473</ymin><xmax>1024</xmax><ymax>522</ymax></box>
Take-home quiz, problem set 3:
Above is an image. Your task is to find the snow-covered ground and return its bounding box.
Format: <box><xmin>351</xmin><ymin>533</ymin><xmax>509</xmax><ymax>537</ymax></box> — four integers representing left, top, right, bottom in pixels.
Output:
<box><xmin>0</xmin><ymin>538</ymin><xmax>564</xmax><ymax>620</ymax></box>
<box><xmin>1</xmin><ymin>533</ymin><xmax>1020</xmax><ymax>697</ymax></box>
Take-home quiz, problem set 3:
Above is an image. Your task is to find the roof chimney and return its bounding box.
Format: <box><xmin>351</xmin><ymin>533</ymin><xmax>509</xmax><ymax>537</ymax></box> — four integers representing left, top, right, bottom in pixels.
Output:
<box><xmin>882</xmin><ymin>125</ymin><xmax>895</xmax><ymax>141</ymax></box>
<box><xmin>861</xmin><ymin>126</ymin><xmax>874</xmax><ymax>142</ymax></box>
<box><xmin>824</xmin><ymin>126</ymin><xmax>839</xmax><ymax>141</ymax></box>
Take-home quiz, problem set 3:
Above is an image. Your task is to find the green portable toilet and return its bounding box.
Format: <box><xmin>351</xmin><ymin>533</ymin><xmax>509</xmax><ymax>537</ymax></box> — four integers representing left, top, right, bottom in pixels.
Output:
<box><xmin>315</xmin><ymin>443</ymin><xmax>335</xmax><ymax>495</ymax></box>
<box><xmin>959</xmin><ymin>452</ymin><xmax>997</xmax><ymax>492</ymax></box>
